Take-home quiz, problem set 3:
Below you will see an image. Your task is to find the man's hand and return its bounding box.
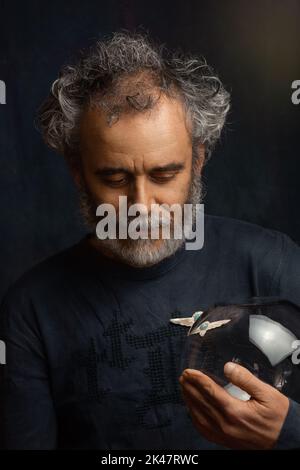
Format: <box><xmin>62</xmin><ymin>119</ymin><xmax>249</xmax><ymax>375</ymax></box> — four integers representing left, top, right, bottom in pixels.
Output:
<box><xmin>179</xmin><ymin>362</ymin><xmax>290</xmax><ymax>449</ymax></box>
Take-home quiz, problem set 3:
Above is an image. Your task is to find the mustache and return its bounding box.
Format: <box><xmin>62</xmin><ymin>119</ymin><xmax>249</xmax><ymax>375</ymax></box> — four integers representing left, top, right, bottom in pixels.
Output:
<box><xmin>78</xmin><ymin>170</ymin><xmax>204</xmax><ymax>232</ymax></box>
<box><xmin>117</xmin><ymin>210</ymin><xmax>174</xmax><ymax>231</ymax></box>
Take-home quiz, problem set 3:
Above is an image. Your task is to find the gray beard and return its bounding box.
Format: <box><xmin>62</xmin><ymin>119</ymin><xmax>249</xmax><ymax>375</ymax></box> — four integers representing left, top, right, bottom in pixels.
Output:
<box><xmin>78</xmin><ymin>167</ymin><xmax>204</xmax><ymax>267</ymax></box>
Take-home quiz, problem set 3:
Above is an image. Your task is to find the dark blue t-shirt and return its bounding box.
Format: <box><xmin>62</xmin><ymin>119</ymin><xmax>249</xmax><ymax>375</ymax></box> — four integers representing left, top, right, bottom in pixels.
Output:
<box><xmin>0</xmin><ymin>215</ymin><xmax>300</xmax><ymax>449</ymax></box>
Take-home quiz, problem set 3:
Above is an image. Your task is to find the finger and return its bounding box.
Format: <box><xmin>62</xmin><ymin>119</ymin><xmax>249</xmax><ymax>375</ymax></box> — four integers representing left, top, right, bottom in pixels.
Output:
<box><xmin>180</xmin><ymin>368</ymin><xmax>238</xmax><ymax>411</ymax></box>
<box><xmin>183</xmin><ymin>392</ymin><xmax>228</xmax><ymax>446</ymax></box>
<box><xmin>180</xmin><ymin>379</ymin><xmax>224</xmax><ymax>424</ymax></box>
<box><xmin>180</xmin><ymin>376</ymin><xmax>259</xmax><ymax>449</ymax></box>
<box><xmin>224</xmin><ymin>362</ymin><xmax>270</xmax><ymax>402</ymax></box>
<box><xmin>183</xmin><ymin>385</ymin><xmax>263</xmax><ymax>450</ymax></box>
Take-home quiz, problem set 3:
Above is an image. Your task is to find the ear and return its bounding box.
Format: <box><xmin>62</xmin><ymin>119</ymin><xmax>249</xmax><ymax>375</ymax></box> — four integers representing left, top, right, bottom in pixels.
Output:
<box><xmin>193</xmin><ymin>143</ymin><xmax>205</xmax><ymax>176</ymax></box>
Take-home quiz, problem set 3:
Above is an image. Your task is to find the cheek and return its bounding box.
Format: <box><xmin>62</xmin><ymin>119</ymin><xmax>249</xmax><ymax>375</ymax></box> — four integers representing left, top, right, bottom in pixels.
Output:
<box><xmin>81</xmin><ymin>168</ymin><xmax>123</xmax><ymax>206</ymax></box>
<box><xmin>89</xmin><ymin>185</ymin><xmax>127</xmax><ymax>208</ymax></box>
<box><xmin>156</xmin><ymin>174</ymin><xmax>191</xmax><ymax>205</ymax></box>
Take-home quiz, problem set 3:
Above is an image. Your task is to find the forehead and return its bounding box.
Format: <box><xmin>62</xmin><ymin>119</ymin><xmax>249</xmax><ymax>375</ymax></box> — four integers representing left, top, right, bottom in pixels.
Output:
<box><xmin>79</xmin><ymin>95</ymin><xmax>192</xmax><ymax>162</ymax></box>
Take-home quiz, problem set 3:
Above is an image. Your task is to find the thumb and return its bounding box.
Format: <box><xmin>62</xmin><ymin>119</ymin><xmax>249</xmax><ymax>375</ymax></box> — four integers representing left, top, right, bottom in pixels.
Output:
<box><xmin>224</xmin><ymin>362</ymin><xmax>269</xmax><ymax>401</ymax></box>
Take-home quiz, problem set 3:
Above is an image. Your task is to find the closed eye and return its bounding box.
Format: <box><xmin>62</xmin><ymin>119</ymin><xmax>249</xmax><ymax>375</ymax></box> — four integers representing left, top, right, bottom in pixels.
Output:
<box><xmin>100</xmin><ymin>173</ymin><xmax>130</xmax><ymax>187</ymax></box>
<box><xmin>149</xmin><ymin>172</ymin><xmax>178</xmax><ymax>184</ymax></box>
<box><xmin>103</xmin><ymin>177</ymin><xmax>129</xmax><ymax>187</ymax></box>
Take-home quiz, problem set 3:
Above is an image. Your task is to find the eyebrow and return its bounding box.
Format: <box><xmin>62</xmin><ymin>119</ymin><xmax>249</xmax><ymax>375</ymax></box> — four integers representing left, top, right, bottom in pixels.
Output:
<box><xmin>95</xmin><ymin>167</ymin><xmax>131</xmax><ymax>176</ymax></box>
<box><xmin>94</xmin><ymin>162</ymin><xmax>185</xmax><ymax>176</ymax></box>
<box><xmin>150</xmin><ymin>163</ymin><xmax>185</xmax><ymax>172</ymax></box>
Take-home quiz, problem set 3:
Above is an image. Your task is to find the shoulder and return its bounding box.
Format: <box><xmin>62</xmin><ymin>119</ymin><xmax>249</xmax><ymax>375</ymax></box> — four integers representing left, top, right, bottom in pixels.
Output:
<box><xmin>203</xmin><ymin>214</ymin><xmax>300</xmax><ymax>297</ymax></box>
<box><xmin>0</xmin><ymin>240</ymin><xmax>85</xmax><ymax>314</ymax></box>
<box><xmin>204</xmin><ymin>214</ymin><xmax>297</xmax><ymax>256</ymax></box>
<box><xmin>205</xmin><ymin>213</ymin><xmax>285</xmax><ymax>244</ymax></box>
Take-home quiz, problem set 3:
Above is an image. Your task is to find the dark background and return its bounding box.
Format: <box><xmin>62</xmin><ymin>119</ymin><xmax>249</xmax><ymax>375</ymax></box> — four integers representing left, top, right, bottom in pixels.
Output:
<box><xmin>0</xmin><ymin>0</ymin><xmax>299</xmax><ymax>301</ymax></box>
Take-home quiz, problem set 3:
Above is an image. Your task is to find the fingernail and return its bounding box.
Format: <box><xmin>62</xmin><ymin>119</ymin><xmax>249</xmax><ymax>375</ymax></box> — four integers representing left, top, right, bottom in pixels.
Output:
<box><xmin>224</xmin><ymin>362</ymin><xmax>237</xmax><ymax>375</ymax></box>
<box><xmin>184</xmin><ymin>369</ymin><xmax>197</xmax><ymax>377</ymax></box>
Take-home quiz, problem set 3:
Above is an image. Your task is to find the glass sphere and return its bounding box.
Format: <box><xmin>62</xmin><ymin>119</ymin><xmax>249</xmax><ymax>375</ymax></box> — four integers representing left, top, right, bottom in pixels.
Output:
<box><xmin>181</xmin><ymin>299</ymin><xmax>300</xmax><ymax>402</ymax></box>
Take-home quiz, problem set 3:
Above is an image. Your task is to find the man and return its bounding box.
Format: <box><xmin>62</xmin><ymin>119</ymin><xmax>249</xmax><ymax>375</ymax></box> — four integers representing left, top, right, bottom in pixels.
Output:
<box><xmin>0</xmin><ymin>31</ymin><xmax>299</xmax><ymax>450</ymax></box>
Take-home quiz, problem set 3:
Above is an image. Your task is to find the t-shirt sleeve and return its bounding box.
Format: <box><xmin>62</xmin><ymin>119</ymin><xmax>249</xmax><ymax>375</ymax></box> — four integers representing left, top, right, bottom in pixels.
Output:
<box><xmin>274</xmin><ymin>399</ymin><xmax>300</xmax><ymax>449</ymax></box>
<box><xmin>0</xmin><ymin>287</ymin><xmax>57</xmax><ymax>449</ymax></box>
<box><xmin>271</xmin><ymin>233</ymin><xmax>300</xmax><ymax>449</ymax></box>
<box><xmin>272</xmin><ymin>233</ymin><xmax>300</xmax><ymax>306</ymax></box>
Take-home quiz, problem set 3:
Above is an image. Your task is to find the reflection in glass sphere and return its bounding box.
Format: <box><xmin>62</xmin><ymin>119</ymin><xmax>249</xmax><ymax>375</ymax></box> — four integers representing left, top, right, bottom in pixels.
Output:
<box><xmin>181</xmin><ymin>299</ymin><xmax>300</xmax><ymax>402</ymax></box>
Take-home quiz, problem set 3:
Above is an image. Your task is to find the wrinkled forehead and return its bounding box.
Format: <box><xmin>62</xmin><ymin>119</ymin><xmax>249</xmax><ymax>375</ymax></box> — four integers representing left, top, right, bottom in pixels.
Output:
<box><xmin>79</xmin><ymin>95</ymin><xmax>193</xmax><ymax>168</ymax></box>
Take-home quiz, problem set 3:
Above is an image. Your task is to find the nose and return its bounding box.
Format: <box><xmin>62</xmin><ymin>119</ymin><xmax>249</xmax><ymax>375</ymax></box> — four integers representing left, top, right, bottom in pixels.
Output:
<box><xmin>128</xmin><ymin>176</ymin><xmax>155</xmax><ymax>213</ymax></box>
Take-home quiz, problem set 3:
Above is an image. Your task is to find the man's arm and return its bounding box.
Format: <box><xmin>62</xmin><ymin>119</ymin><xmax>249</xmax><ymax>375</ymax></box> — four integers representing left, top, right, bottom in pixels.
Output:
<box><xmin>274</xmin><ymin>233</ymin><xmax>300</xmax><ymax>306</ymax></box>
<box><xmin>179</xmin><ymin>230</ymin><xmax>300</xmax><ymax>449</ymax></box>
<box><xmin>274</xmin><ymin>399</ymin><xmax>300</xmax><ymax>449</ymax></box>
<box><xmin>270</xmin><ymin>232</ymin><xmax>300</xmax><ymax>449</ymax></box>
<box><xmin>0</xmin><ymin>288</ymin><xmax>57</xmax><ymax>449</ymax></box>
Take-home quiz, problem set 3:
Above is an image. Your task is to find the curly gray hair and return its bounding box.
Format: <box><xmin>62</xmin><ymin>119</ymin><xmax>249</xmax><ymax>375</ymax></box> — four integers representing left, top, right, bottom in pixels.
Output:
<box><xmin>37</xmin><ymin>30</ymin><xmax>230</xmax><ymax>167</ymax></box>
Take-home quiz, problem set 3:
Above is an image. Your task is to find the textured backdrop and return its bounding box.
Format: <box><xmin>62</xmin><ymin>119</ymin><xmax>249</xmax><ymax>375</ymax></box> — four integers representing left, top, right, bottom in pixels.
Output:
<box><xmin>0</xmin><ymin>0</ymin><xmax>299</xmax><ymax>300</ymax></box>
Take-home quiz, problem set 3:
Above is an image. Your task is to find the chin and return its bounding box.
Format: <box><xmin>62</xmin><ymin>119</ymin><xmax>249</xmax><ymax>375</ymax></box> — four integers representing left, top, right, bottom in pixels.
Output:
<box><xmin>101</xmin><ymin>237</ymin><xmax>184</xmax><ymax>268</ymax></box>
